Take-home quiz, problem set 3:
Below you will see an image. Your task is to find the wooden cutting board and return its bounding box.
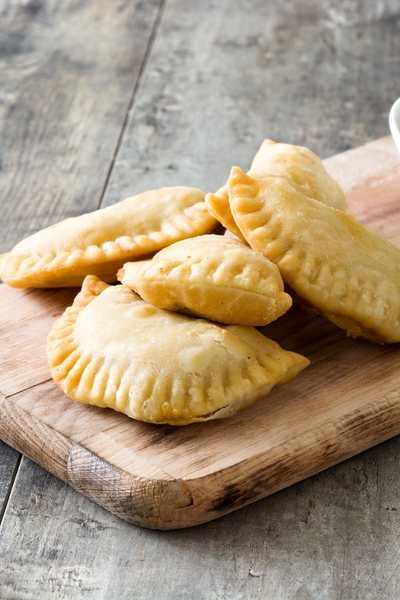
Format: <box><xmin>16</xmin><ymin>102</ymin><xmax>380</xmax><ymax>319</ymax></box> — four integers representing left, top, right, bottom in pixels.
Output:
<box><xmin>0</xmin><ymin>137</ymin><xmax>399</xmax><ymax>530</ymax></box>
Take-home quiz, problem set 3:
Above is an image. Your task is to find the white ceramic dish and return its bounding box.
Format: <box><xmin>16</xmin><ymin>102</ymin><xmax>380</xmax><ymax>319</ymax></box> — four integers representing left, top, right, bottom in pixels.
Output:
<box><xmin>389</xmin><ymin>97</ymin><xmax>400</xmax><ymax>156</ymax></box>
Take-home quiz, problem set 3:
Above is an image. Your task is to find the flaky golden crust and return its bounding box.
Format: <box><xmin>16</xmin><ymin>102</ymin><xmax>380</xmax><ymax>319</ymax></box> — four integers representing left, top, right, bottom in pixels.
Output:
<box><xmin>118</xmin><ymin>235</ymin><xmax>292</xmax><ymax>326</ymax></box>
<box><xmin>0</xmin><ymin>187</ymin><xmax>216</xmax><ymax>288</ymax></box>
<box><xmin>47</xmin><ymin>275</ymin><xmax>309</xmax><ymax>425</ymax></box>
<box><xmin>206</xmin><ymin>139</ymin><xmax>347</xmax><ymax>242</ymax></box>
<box><xmin>228</xmin><ymin>167</ymin><xmax>400</xmax><ymax>343</ymax></box>
<box><xmin>249</xmin><ymin>139</ymin><xmax>348</xmax><ymax>211</ymax></box>
<box><xmin>205</xmin><ymin>186</ymin><xmax>246</xmax><ymax>240</ymax></box>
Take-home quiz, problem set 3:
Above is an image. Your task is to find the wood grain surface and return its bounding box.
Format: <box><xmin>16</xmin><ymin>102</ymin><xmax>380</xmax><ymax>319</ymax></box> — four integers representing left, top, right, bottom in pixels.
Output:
<box><xmin>1</xmin><ymin>0</ymin><xmax>400</xmax><ymax>597</ymax></box>
<box><xmin>0</xmin><ymin>136</ymin><xmax>398</xmax><ymax>531</ymax></box>
<box><xmin>0</xmin><ymin>441</ymin><xmax>20</xmax><ymax>523</ymax></box>
<box><xmin>0</xmin><ymin>0</ymin><xmax>163</xmax><ymax>248</ymax></box>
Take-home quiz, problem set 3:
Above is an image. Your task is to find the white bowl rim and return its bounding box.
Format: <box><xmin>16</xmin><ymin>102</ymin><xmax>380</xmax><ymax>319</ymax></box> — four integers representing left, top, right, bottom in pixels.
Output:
<box><xmin>389</xmin><ymin>97</ymin><xmax>400</xmax><ymax>156</ymax></box>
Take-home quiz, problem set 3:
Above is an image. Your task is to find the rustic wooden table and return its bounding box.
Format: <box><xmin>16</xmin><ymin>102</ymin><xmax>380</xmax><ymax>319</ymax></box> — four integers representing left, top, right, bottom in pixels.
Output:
<box><xmin>0</xmin><ymin>1</ymin><xmax>399</xmax><ymax>598</ymax></box>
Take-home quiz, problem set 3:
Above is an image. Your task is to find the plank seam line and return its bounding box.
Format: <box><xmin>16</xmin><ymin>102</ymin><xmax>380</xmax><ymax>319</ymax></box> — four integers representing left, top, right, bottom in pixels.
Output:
<box><xmin>97</xmin><ymin>0</ymin><xmax>167</xmax><ymax>210</ymax></box>
<box><xmin>3</xmin><ymin>378</ymin><xmax>51</xmax><ymax>400</ymax></box>
<box><xmin>0</xmin><ymin>453</ymin><xmax>22</xmax><ymax>528</ymax></box>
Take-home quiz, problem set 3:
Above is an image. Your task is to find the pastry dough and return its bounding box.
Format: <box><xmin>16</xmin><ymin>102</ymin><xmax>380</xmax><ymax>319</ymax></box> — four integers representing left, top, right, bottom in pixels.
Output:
<box><xmin>227</xmin><ymin>167</ymin><xmax>400</xmax><ymax>343</ymax></box>
<box><xmin>205</xmin><ymin>139</ymin><xmax>347</xmax><ymax>237</ymax></box>
<box><xmin>249</xmin><ymin>139</ymin><xmax>348</xmax><ymax>211</ymax></box>
<box><xmin>205</xmin><ymin>186</ymin><xmax>245</xmax><ymax>240</ymax></box>
<box><xmin>47</xmin><ymin>275</ymin><xmax>309</xmax><ymax>425</ymax></box>
<box><xmin>223</xmin><ymin>229</ymin><xmax>246</xmax><ymax>243</ymax></box>
<box><xmin>118</xmin><ymin>234</ymin><xmax>292</xmax><ymax>326</ymax></box>
<box><xmin>0</xmin><ymin>187</ymin><xmax>216</xmax><ymax>288</ymax></box>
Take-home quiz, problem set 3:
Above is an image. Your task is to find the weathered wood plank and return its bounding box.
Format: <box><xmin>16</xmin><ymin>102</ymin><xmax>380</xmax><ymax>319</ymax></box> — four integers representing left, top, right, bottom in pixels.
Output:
<box><xmin>0</xmin><ymin>441</ymin><xmax>20</xmax><ymax>522</ymax></box>
<box><xmin>0</xmin><ymin>0</ymin><xmax>162</xmax><ymax>248</ymax></box>
<box><xmin>1</xmin><ymin>0</ymin><xmax>400</xmax><ymax>597</ymax></box>
<box><xmin>1</xmin><ymin>440</ymin><xmax>400</xmax><ymax>600</ymax></box>
<box><xmin>102</xmin><ymin>0</ymin><xmax>400</xmax><ymax>207</ymax></box>
<box><xmin>0</xmin><ymin>0</ymin><xmax>162</xmax><ymax>526</ymax></box>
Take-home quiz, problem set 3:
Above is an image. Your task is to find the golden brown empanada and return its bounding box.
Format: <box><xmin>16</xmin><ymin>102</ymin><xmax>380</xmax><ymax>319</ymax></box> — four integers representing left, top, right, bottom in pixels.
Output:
<box><xmin>227</xmin><ymin>167</ymin><xmax>400</xmax><ymax>343</ymax></box>
<box><xmin>118</xmin><ymin>235</ymin><xmax>292</xmax><ymax>326</ymax></box>
<box><xmin>47</xmin><ymin>275</ymin><xmax>309</xmax><ymax>425</ymax></box>
<box><xmin>0</xmin><ymin>187</ymin><xmax>216</xmax><ymax>288</ymax></box>
<box><xmin>205</xmin><ymin>139</ymin><xmax>348</xmax><ymax>238</ymax></box>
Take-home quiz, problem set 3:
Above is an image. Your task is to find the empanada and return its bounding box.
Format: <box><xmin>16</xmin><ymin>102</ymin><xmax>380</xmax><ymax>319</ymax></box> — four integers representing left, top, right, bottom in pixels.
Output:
<box><xmin>118</xmin><ymin>235</ymin><xmax>292</xmax><ymax>326</ymax></box>
<box><xmin>0</xmin><ymin>187</ymin><xmax>216</xmax><ymax>288</ymax></box>
<box><xmin>227</xmin><ymin>167</ymin><xmax>400</xmax><ymax>343</ymax></box>
<box><xmin>47</xmin><ymin>275</ymin><xmax>309</xmax><ymax>425</ymax></box>
<box><xmin>205</xmin><ymin>139</ymin><xmax>348</xmax><ymax>237</ymax></box>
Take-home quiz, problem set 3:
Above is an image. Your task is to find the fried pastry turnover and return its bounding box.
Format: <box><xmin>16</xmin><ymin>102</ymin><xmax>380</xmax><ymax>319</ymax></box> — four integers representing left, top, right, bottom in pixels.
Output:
<box><xmin>47</xmin><ymin>275</ymin><xmax>309</xmax><ymax>425</ymax></box>
<box><xmin>118</xmin><ymin>234</ymin><xmax>292</xmax><ymax>326</ymax></box>
<box><xmin>0</xmin><ymin>187</ymin><xmax>216</xmax><ymax>288</ymax></box>
<box><xmin>205</xmin><ymin>139</ymin><xmax>348</xmax><ymax>238</ymax></box>
<box><xmin>227</xmin><ymin>167</ymin><xmax>400</xmax><ymax>343</ymax></box>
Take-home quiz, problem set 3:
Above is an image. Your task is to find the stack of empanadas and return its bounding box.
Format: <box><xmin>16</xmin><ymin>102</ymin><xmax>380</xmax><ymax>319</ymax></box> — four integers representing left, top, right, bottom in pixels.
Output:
<box><xmin>1</xmin><ymin>140</ymin><xmax>398</xmax><ymax>425</ymax></box>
